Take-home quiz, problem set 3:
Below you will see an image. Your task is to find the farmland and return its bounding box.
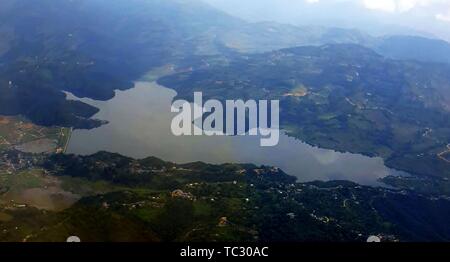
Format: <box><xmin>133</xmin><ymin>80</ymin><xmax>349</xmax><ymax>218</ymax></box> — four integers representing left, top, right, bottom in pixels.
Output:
<box><xmin>0</xmin><ymin>115</ymin><xmax>71</xmax><ymax>154</ymax></box>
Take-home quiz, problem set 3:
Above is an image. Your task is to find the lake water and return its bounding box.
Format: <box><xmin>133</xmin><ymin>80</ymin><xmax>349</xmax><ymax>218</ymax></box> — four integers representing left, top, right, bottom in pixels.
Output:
<box><xmin>66</xmin><ymin>81</ymin><xmax>407</xmax><ymax>185</ymax></box>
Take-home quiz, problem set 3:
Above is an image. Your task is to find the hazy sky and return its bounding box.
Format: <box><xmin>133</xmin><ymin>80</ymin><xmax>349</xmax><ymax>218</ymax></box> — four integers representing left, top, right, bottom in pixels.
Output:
<box><xmin>204</xmin><ymin>0</ymin><xmax>450</xmax><ymax>40</ymax></box>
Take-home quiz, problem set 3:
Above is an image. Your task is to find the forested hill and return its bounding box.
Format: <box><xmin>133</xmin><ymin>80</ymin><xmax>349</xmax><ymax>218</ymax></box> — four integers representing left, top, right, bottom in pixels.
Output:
<box><xmin>0</xmin><ymin>0</ymin><xmax>242</xmax><ymax>128</ymax></box>
<box><xmin>159</xmin><ymin>44</ymin><xmax>450</xmax><ymax>179</ymax></box>
<box><xmin>2</xmin><ymin>0</ymin><xmax>450</xmax><ymax>129</ymax></box>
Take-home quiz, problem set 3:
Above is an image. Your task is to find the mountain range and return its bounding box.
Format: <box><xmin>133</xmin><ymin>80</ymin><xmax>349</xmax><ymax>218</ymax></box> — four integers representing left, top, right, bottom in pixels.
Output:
<box><xmin>2</xmin><ymin>0</ymin><xmax>450</xmax><ymax>129</ymax></box>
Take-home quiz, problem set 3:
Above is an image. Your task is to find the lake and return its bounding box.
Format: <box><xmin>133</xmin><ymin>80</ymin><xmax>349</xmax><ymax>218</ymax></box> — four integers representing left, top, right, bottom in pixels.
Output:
<box><xmin>66</xmin><ymin>81</ymin><xmax>407</xmax><ymax>185</ymax></box>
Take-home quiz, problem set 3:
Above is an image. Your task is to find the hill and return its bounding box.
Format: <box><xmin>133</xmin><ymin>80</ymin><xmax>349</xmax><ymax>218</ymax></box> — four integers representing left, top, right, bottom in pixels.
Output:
<box><xmin>159</xmin><ymin>44</ymin><xmax>450</xmax><ymax>178</ymax></box>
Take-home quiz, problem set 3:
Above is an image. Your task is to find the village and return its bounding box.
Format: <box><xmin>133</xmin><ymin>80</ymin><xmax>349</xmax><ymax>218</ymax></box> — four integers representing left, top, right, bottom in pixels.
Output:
<box><xmin>0</xmin><ymin>115</ymin><xmax>72</xmax><ymax>175</ymax></box>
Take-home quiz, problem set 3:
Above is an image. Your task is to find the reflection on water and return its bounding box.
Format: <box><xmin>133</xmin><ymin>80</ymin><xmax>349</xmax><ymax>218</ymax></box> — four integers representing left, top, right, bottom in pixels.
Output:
<box><xmin>67</xmin><ymin>81</ymin><xmax>406</xmax><ymax>185</ymax></box>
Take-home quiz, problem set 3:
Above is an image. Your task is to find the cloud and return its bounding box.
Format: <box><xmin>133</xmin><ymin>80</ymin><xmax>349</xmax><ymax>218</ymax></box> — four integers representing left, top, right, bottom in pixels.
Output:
<box><xmin>363</xmin><ymin>0</ymin><xmax>449</xmax><ymax>13</ymax></box>
<box><xmin>436</xmin><ymin>12</ymin><xmax>450</xmax><ymax>22</ymax></box>
<box><xmin>363</xmin><ymin>0</ymin><xmax>396</xmax><ymax>12</ymax></box>
<box><xmin>305</xmin><ymin>0</ymin><xmax>320</xmax><ymax>3</ymax></box>
<box><xmin>362</xmin><ymin>0</ymin><xmax>450</xmax><ymax>24</ymax></box>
